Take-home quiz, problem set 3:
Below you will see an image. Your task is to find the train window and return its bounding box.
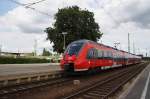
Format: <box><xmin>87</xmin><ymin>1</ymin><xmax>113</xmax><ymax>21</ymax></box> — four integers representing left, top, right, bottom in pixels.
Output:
<box><xmin>101</xmin><ymin>50</ymin><xmax>104</xmax><ymax>57</ymax></box>
<box><xmin>93</xmin><ymin>49</ymin><xmax>98</xmax><ymax>59</ymax></box>
<box><xmin>103</xmin><ymin>51</ymin><xmax>108</xmax><ymax>58</ymax></box>
<box><xmin>113</xmin><ymin>52</ymin><xmax>117</xmax><ymax>61</ymax></box>
<box><xmin>110</xmin><ymin>51</ymin><xmax>113</xmax><ymax>58</ymax></box>
<box><xmin>108</xmin><ymin>51</ymin><xmax>112</xmax><ymax>58</ymax></box>
<box><xmin>108</xmin><ymin>51</ymin><xmax>110</xmax><ymax>58</ymax></box>
<box><xmin>66</xmin><ymin>42</ymin><xmax>83</xmax><ymax>56</ymax></box>
<box><xmin>87</xmin><ymin>48</ymin><xmax>94</xmax><ymax>59</ymax></box>
<box><xmin>105</xmin><ymin>51</ymin><xmax>112</xmax><ymax>59</ymax></box>
<box><xmin>98</xmin><ymin>50</ymin><xmax>103</xmax><ymax>58</ymax></box>
<box><xmin>113</xmin><ymin>53</ymin><xmax>116</xmax><ymax>58</ymax></box>
<box><xmin>87</xmin><ymin>48</ymin><xmax>98</xmax><ymax>59</ymax></box>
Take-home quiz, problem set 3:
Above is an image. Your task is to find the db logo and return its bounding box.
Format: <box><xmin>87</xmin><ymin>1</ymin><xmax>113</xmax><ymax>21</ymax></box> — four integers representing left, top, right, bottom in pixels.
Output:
<box><xmin>68</xmin><ymin>57</ymin><xmax>72</xmax><ymax>60</ymax></box>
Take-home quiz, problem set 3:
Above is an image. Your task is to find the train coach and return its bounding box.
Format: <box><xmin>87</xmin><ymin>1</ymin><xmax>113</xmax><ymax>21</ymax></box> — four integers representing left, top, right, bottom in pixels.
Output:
<box><xmin>60</xmin><ymin>40</ymin><xmax>141</xmax><ymax>73</ymax></box>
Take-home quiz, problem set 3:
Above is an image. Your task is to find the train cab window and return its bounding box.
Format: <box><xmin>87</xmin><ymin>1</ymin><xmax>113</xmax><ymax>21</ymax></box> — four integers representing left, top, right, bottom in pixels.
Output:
<box><xmin>66</xmin><ymin>42</ymin><xmax>83</xmax><ymax>56</ymax></box>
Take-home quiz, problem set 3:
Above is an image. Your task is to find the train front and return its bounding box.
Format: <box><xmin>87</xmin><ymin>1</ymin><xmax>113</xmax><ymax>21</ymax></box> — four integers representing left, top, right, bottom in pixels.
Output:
<box><xmin>60</xmin><ymin>41</ymin><xmax>84</xmax><ymax>73</ymax></box>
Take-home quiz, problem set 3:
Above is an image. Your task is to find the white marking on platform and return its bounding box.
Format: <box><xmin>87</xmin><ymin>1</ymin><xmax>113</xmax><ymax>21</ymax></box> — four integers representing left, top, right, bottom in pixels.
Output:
<box><xmin>141</xmin><ymin>72</ymin><xmax>150</xmax><ymax>99</ymax></box>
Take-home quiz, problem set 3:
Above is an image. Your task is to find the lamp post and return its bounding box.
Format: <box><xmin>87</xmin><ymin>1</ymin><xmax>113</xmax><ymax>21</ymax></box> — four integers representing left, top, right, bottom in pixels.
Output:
<box><xmin>34</xmin><ymin>39</ymin><xmax>37</xmax><ymax>56</ymax></box>
<box><xmin>62</xmin><ymin>32</ymin><xmax>67</xmax><ymax>50</ymax></box>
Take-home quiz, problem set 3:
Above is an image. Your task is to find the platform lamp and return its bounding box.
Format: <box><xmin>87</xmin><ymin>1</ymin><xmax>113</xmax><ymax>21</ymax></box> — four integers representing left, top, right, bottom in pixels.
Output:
<box><xmin>62</xmin><ymin>32</ymin><xmax>68</xmax><ymax>50</ymax></box>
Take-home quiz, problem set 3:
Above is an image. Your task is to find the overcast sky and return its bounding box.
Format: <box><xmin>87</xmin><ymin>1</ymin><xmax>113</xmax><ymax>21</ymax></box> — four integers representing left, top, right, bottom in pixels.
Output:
<box><xmin>0</xmin><ymin>0</ymin><xmax>150</xmax><ymax>56</ymax></box>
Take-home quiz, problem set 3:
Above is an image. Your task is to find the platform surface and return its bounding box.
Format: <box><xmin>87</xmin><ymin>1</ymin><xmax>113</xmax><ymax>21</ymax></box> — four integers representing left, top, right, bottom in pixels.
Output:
<box><xmin>0</xmin><ymin>63</ymin><xmax>61</xmax><ymax>77</ymax></box>
<box><xmin>119</xmin><ymin>63</ymin><xmax>150</xmax><ymax>99</ymax></box>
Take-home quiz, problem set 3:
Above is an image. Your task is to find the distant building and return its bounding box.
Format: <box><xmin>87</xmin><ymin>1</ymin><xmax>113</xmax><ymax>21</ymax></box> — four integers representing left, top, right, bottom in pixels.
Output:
<box><xmin>0</xmin><ymin>52</ymin><xmax>34</xmax><ymax>57</ymax></box>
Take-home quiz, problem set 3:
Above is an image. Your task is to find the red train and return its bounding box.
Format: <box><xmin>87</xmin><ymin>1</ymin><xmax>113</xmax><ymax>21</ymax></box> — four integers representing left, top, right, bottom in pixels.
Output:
<box><xmin>60</xmin><ymin>40</ymin><xmax>141</xmax><ymax>73</ymax></box>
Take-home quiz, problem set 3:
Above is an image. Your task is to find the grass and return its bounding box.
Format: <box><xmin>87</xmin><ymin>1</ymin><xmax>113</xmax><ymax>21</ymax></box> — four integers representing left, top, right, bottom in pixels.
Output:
<box><xmin>0</xmin><ymin>56</ymin><xmax>50</xmax><ymax>64</ymax></box>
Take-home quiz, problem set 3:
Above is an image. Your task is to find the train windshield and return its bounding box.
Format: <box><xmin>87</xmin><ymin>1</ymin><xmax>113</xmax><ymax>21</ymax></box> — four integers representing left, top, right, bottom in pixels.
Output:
<box><xmin>66</xmin><ymin>42</ymin><xmax>84</xmax><ymax>56</ymax></box>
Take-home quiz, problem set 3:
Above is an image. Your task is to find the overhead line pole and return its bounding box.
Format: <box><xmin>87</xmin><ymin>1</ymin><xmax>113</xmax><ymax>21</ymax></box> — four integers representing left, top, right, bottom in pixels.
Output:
<box><xmin>128</xmin><ymin>33</ymin><xmax>130</xmax><ymax>53</ymax></box>
<box><xmin>146</xmin><ymin>48</ymin><xmax>148</xmax><ymax>57</ymax></box>
<box><xmin>34</xmin><ymin>39</ymin><xmax>37</xmax><ymax>56</ymax></box>
<box><xmin>133</xmin><ymin>41</ymin><xmax>135</xmax><ymax>54</ymax></box>
<box><xmin>94</xmin><ymin>0</ymin><xmax>130</xmax><ymax>51</ymax></box>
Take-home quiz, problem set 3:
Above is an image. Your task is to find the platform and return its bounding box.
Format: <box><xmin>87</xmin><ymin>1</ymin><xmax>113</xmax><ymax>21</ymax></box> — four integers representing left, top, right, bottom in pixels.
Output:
<box><xmin>0</xmin><ymin>63</ymin><xmax>61</xmax><ymax>77</ymax></box>
<box><xmin>0</xmin><ymin>63</ymin><xmax>62</xmax><ymax>87</ymax></box>
<box><xmin>119</xmin><ymin>63</ymin><xmax>150</xmax><ymax>99</ymax></box>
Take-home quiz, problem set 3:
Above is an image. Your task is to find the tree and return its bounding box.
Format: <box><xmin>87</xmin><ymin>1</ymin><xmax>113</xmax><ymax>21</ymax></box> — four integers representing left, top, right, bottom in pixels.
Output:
<box><xmin>45</xmin><ymin>6</ymin><xmax>102</xmax><ymax>53</ymax></box>
<box><xmin>42</xmin><ymin>48</ymin><xmax>52</xmax><ymax>56</ymax></box>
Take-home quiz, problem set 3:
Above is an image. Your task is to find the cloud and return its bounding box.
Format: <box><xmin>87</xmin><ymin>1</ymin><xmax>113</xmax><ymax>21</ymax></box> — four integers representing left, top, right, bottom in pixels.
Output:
<box><xmin>0</xmin><ymin>1</ymin><xmax>54</xmax><ymax>34</ymax></box>
<box><xmin>104</xmin><ymin>0</ymin><xmax>150</xmax><ymax>29</ymax></box>
<box><xmin>0</xmin><ymin>0</ymin><xmax>150</xmax><ymax>56</ymax></box>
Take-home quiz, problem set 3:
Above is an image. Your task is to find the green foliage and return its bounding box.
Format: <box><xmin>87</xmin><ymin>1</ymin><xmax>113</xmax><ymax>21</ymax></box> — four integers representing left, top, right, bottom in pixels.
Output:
<box><xmin>42</xmin><ymin>48</ymin><xmax>52</xmax><ymax>56</ymax></box>
<box><xmin>0</xmin><ymin>56</ymin><xmax>50</xmax><ymax>64</ymax></box>
<box><xmin>45</xmin><ymin>6</ymin><xmax>102</xmax><ymax>53</ymax></box>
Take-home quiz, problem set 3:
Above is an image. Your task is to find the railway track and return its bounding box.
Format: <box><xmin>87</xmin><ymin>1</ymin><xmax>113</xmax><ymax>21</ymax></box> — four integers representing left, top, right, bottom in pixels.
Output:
<box><xmin>0</xmin><ymin>63</ymin><xmax>148</xmax><ymax>99</ymax></box>
<box><xmin>0</xmin><ymin>77</ymin><xmax>72</xmax><ymax>98</ymax></box>
<box><xmin>63</xmin><ymin>63</ymin><xmax>148</xmax><ymax>99</ymax></box>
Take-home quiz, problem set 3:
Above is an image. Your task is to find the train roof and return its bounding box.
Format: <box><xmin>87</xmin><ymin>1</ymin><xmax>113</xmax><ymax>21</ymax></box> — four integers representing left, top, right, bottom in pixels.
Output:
<box><xmin>70</xmin><ymin>39</ymin><xmax>90</xmax><ymax>44</ymax></box>
<box><xmin>71</xmin><ymin>39</ymin><xmax>139</xmax><ymax>57</ymax></box>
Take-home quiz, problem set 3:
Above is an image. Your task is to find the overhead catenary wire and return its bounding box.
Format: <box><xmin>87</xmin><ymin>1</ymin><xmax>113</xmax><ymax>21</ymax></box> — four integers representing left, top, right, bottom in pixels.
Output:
<box><xmin>7</xmin><ymin>0</ymin><xmax>51</xmax><ymax>17</ymax></box>
<box><xmin>25</xmin><ymin>0</ymin><xmax>47</xmax><ymax>7</ymax></box>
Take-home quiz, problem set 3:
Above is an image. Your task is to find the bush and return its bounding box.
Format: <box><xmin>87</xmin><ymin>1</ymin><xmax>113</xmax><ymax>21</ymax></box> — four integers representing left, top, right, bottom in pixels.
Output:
<box><xmin>0</xmin><ymin>56</ymin><xmax>50</xmax><ymax>64</ymax></box>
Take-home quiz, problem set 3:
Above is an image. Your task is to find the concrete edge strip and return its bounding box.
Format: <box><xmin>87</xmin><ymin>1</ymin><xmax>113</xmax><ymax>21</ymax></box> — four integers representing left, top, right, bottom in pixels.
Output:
<box><xmin>0</xmin><ymin>71</ymin><xmax>63</xmax><ymax>87</ymax></box>
<box><xmin>118</xmin><ymin>64</ymin><xmax>149</xmax><ymax>99</ymax></box>
<box><xmin>140</xmin><ymin>72</ymin><xmax>150</xmax><ymax>99</ymax></box>
<box><xmin>0</xmin><ymin>71</ymin><xmax>62</xmax><ymax>80</ymax></box>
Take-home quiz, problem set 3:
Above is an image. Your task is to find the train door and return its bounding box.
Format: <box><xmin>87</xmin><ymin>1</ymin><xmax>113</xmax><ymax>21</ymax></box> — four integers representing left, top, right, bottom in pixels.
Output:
<box><xmin>103</xmin><ymin>50</ymin><xmax>108</xmax><ymax>66</ymax></box>
<box><xmin>93</xmin><ymin>48</ymin><xmax>98</xmax><ymax>67</ymax></box>
<box><xmin>112</xmin><ymin>51</ymin><xmax>117</xmax><ymax>66</ymax></box>
<box><xmin>97</xmin><ymin>49</ymin><xmax>103</xmax><ymax>66</ymax></box>
<box><xmin>87</xmin><ymin>48</ymin><xmax>96</xmax><ymax>69</ymax></box>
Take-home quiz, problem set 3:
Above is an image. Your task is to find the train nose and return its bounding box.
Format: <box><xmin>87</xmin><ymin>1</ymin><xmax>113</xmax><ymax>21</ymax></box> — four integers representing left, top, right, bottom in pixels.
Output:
<box><xmin>64</xmin><ymin>63</ymin><xmax>74</xmax><ymax>72</ymax></box>
<box><xmin>65</xmin><ymin>54</ymin><xmax>76</xmax><ymax>62</ymax></box>
<box><xmin>63</xmin><ymin>54</ymin><xmax>76</xmax><ymax>72</ymax></box>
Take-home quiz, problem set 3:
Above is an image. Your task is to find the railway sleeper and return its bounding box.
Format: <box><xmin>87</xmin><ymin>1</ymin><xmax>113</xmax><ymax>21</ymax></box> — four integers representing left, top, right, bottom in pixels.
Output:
<box><xmin>98</xmin><ymin>86</ymin><xmax>114</xmax><ymax>90</ymax></box>
<box><xmin>83</xmin><ymin>94</ymin><xmax>101</xmax><ymax>99</ymax></box>
<box><xmin>89</xmin><ymin>91</ymin><xmax>109</xmax><ymax>95</ymax></box>
<box><xmin>96</xmin><ymin>87</ymin><xmax>112</xmax><ymax>90</ymax></box>
<box><xmin>90</xmin><ymin>90</ymin><xmax>110</xmax><ymax>95</ymax></box>
<box><xmin>94</xmin><ymin>89</ymin><xmax>110</xmax><ymax>92</ymax></box>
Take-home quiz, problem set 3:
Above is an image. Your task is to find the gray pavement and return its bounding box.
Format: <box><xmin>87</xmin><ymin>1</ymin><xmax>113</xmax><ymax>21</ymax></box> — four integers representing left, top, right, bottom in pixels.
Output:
<box><xmin>146</xmin><ymin>78</ymin><xmax>150</xmax><ymax>99</ymax></box>
<box><xmin>0</xmin><ymin>63</ymin><xmax>61</xmax><ymax>77</ymax></box>
<box><xmin>119</xmin><ymin>63</ymin><xmax>150</xmax><ymax>99</ymax></box>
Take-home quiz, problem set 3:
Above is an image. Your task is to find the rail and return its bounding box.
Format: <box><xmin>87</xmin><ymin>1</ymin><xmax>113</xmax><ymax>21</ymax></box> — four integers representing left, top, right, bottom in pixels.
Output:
<box><xmin>63</xmin><ymin>63</ymin><xmax>148</xmax><ymax>99</ymax></box>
